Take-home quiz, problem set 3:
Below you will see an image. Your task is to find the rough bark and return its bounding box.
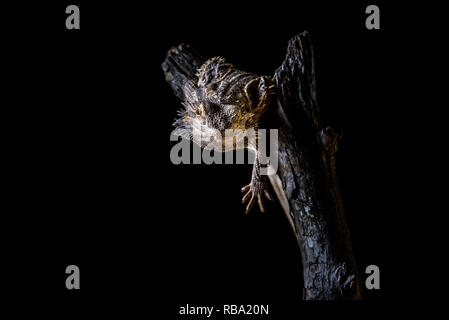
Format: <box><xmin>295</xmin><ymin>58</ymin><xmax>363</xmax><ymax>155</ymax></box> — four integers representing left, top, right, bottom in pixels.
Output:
<box><xmin>162</xmin><ymin>31</ymin><xmax>362</xmax><ymax>300</ymax></box>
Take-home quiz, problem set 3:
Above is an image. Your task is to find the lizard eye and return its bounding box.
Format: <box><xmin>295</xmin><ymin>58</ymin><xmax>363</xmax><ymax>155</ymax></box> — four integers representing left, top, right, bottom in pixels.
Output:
<box><xmin>207</xmin><ymin>102</ymin><xmax>220</xmax><ymax>112</ymax></box>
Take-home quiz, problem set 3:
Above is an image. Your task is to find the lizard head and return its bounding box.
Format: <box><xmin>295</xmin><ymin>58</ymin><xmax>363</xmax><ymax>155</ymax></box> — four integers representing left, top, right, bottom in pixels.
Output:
<box><xmin>173</xmin><ymin>57</ymin><xmax>275</xmax><ymax>150</ymax></box>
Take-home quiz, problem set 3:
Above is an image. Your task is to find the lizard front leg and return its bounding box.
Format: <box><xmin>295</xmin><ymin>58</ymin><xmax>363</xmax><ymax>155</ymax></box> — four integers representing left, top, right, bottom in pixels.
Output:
<box><xmin>241</xmin><ymin>153</ymin><xmax>273</xmax><ymax>213</ymax></box>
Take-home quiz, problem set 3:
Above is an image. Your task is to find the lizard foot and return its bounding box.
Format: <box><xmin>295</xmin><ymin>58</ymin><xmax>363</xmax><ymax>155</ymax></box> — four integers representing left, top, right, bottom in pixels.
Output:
<box><xmin>241</xmin><ymin>175</ymin><xmax>273</xmax><ymax>214</ymax></box>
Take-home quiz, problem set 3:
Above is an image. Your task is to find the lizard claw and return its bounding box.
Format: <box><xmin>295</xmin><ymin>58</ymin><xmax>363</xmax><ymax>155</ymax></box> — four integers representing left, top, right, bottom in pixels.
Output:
<box><xmin>241</xmin><ymin>177</ymin><xmax>273</xmax><ymax>214</ymax></box>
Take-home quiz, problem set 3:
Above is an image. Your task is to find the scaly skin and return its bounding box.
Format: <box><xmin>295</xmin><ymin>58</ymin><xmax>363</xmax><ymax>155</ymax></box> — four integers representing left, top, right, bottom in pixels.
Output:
<box><xmin>241</xmin><ymin>153</ymin><xmax>273</xmax><ymax>213</ymax></box>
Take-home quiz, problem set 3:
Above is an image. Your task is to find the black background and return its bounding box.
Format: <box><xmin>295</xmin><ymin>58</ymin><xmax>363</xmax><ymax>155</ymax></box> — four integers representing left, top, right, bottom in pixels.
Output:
<box><xmin>4</xmin><ymin>0</ymin><xmax>424</xmax><ymax>317</ymax></box>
